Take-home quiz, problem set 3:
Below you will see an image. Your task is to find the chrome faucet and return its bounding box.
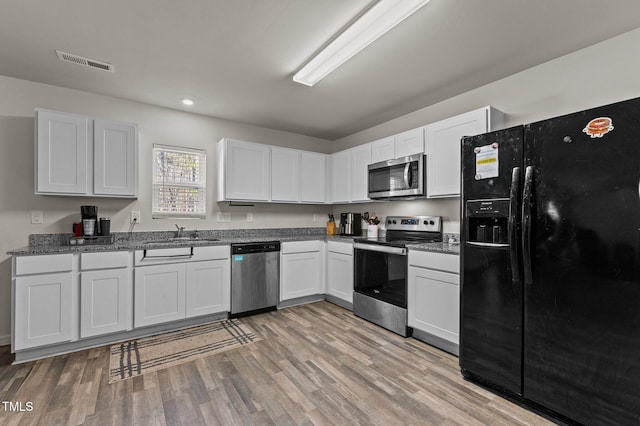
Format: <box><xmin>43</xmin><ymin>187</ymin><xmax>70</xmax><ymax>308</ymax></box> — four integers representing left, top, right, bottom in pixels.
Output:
<box><xmin>175</xmin><ymin>224</ymin><xmax>186</xmax><ymax>238</ymax></box>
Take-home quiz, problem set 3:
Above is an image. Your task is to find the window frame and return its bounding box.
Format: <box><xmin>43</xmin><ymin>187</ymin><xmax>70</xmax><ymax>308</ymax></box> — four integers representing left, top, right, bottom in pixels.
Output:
<box><xmin>152</xmin><ymin>144</ymin><xmax>207</xmax><ymax>219</ymax></box>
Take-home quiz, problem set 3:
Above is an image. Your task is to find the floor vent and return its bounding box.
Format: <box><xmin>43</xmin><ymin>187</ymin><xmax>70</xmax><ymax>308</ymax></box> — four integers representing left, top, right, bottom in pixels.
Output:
<box><xmin>56</xmin><ymin>50</ymin><xmax>114</xmax><ymax>72</ymax></box>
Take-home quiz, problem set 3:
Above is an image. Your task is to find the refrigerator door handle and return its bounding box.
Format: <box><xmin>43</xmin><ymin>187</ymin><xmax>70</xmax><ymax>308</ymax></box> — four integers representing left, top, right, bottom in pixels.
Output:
<box><xmin>509</xmin><ymin>167</ymin><xmax>521</xmax><ymax>283</ymax></box>
<box><xmin>522</xmin><ymin>166</ymin><xmax>534</xmax><ymax>285</ymax></box>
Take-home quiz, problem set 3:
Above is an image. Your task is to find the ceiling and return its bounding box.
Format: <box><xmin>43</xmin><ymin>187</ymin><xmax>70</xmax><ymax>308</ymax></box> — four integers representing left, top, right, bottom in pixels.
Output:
<box><xmin>3</xmin><ymin>0</ymin><xmax>640</xmax><ymax>141</ymax></box>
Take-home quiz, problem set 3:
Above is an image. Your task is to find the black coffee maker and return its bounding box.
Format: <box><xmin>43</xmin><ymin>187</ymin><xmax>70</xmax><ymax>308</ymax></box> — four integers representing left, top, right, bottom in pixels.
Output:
<box><xmin>339</xmin><ymin>213</ymin><xmax>362</xmax><ymax>236</ymax></box>
<box><xmin>81</xmin><ymin>205</ymin><xmax>98</xmax><ymax>236</ymax></box>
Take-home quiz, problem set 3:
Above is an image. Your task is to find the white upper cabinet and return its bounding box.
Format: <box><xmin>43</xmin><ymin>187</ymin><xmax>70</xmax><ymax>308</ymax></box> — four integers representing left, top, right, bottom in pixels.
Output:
<box><xmin>370</xmin><ymin>136</ymin><xmax>395</xmax><ymax>163</ymax></box>
<box><xmin>36</xmin><ymin>109</ymin><xmax>89</xmax><ymax>195</ymax></box>
<box><xmin>300</xmin><ymin>151</ymin><xmax>326</xmax><ymax>203</ymax></box>
<box><xmin>330</xmin><ymin>150</ymin><xmax>350</xmax><ymax>203</ymax></box>
<box><xmin>93</xmin><ymin>119</ymin><xmax>137</xmax><ymax>196</ymax></box>
<box><xmin>218</xmin><ymin>138</ymin><xmax>326</xmax><ymax>204</ymax></box>
<box><xmin>217</xmin><ymin>138</ymin><xmax>271</xmax><ymax>201</ymax></box>
<box><xmin>272</xmin><ymin>148</ymin><xmax>326</xmax><ymax>203</ymax></box>
<box><xmin>395</xmin><ymin>127</ymin><xmax>425</xmax><ymax>158</ymax></box>
<box><xmin>426</xmin><ymin>106</ymin><xmax>503</xmax><ymax>198</ymax></box>
<box><xmin>271</xmin><ymin>146</ymin><xmax>300</xmax><ymax>202</ymax></box>
<box><xmin>327</xmin><ymin>144</ymin><xmax>372</xmax><ymax>204</ymax></box>
<box><xmin>350</xmin><ymin>144</ymin><xmax>371</xmax><ymax>202</ymax></box>
<box><xmin>370</xmin><ymin>127</ymin><xmax>424</xmax><ymax>164</ymax></box>
<box><xmin>35</xmin><ymin>109</ymin><xmax>138</xmax><ymax>198</ymax></box>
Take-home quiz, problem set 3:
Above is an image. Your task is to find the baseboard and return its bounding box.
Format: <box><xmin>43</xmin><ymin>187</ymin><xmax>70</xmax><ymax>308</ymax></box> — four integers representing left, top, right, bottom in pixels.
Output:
<box><xmin>278</xmin><ymin>294</ymin><xmax>325</xmax><ymax>309</ymax></box>
<box><xmin>324</xmin><ymin>295</ymin><xmax>353</xmax><ymax>311</ymax></box>
<box><xmin>0</xmin><ymin>334</ymin><xmax>10</xmax><ymax>346</ymax></box>
<box><xmin>412</xmin><ymin>328</ymin><xmax>459</xmax><ymax>356</ymax></box>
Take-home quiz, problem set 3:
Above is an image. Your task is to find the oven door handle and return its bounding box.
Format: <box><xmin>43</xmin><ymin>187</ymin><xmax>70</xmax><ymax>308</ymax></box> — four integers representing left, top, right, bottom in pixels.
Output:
<box><xmin>354</xmin><ymin>243</ymin><xmax>407</xmax><ymax>255</ymax></box>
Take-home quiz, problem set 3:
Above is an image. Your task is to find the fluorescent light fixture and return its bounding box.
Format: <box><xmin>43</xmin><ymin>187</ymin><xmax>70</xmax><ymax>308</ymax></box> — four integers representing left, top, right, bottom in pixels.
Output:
<box><xmin>181</xmin><ymin>98</ymin><xmax>194</xmax><ymax>106</ymax></box>
<box><xmin>293</xmin><ymin>0</ymin><xmax>430</xmax><ymax>87</ymax></box>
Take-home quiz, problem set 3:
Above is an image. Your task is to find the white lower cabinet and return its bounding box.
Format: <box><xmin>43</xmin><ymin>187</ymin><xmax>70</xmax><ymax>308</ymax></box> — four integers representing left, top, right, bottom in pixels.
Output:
<box><xmin>80</xmin><ymin>251</ymin><xmax>132</xmax><ymax>338</ymax></box>
<box><xmin>326</xmin><ymin>241</ymin><xmax>354</xmax><ymax>306</ymax></box>
<box><xmin>81</xmin><ymin>268</ymin><xmax>130</xmax><ymax>338</ymax></box>
<box><xmin>408</xmin><ymin>251</ymin><xmax>460</xmax><ymax>352</ymax></box>
<box><xmin>134</xmin><ymin>246</ymin><xmax>230</xmax><ymax>328</ymax></box>
<box><xmin>11</xmin><ymin>246</ymin><xmax>231</xmax><ymax>360</ymax></box>
<box><xmin>186</xmin><ymin>260</ymin><xmax>230</xmax><ymax>317</ymax></box>
<box><xmin>134</xmin><ymin>263</ymin><xmax>187</xmax><ymax>328</ymax></box>
<box><xmin>14</xmin><ymin>273</ymin><xmax>73</xmax><ymax>351</ymax></box>
<box><xmin>280</xmin><ymin>240</ymin><xmax>323</xmax><ymax>301</ymax></box>
<box><xmin>12</xmin><ymin>253</ymin><xmax>74</xmax><ymax>351</ymax></box>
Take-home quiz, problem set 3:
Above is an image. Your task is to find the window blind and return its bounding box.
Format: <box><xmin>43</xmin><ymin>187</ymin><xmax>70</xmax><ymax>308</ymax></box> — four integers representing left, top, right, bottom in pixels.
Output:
<box><xmin>152</xmin><ymin>144</ymin><xmax>206</xmax><ymax>218</ymax></box>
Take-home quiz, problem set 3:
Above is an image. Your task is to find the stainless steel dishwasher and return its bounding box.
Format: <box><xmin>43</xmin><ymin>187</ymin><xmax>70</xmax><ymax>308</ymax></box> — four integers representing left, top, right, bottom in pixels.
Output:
<box><xmin>230</xmin><ymin>241</ymin><xmax>280</xmax><ymax>316</ymax></box>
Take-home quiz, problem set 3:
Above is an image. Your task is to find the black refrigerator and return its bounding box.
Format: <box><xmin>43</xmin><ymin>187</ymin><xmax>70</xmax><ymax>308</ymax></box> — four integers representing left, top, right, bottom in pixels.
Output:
<box><xmin>460</xmin><ymin>97</ymin><xmax>640</xmax><ymax>425</ymax></box>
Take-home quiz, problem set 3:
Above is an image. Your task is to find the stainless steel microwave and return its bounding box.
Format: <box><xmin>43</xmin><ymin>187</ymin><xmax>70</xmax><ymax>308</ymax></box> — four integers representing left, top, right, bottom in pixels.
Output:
<box><xmin>368</xmin><ymin>154</ymin><xmax>425</xmax><ymax>199</ymax></box>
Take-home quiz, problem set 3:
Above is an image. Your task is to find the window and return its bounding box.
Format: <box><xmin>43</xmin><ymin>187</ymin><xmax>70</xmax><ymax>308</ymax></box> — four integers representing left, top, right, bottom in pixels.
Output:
<box><xmin>152</xmin><ymin>144</ymin><xmax>206</xmax><ymax>218</ymax></box>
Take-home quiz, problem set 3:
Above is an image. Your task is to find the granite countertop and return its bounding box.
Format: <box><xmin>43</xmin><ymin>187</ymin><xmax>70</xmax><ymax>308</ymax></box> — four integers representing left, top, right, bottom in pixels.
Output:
<box><xmin>7</xmin><ymin>229</ymin><xmax>458</xmax><ymax>256</ymax></box>
<box><xmin>406</xmin><ymin>241</ymin><xmax>460</xmax><ymax>255</ymax></box>
<box><xmin>6</xmin><ymin>229</ymin><xmax>357</xmax><ymax>256</ymax></box>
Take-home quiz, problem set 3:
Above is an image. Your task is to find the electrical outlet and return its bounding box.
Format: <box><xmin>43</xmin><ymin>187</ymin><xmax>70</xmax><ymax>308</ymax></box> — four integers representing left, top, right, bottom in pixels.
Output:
<box><xmin>246</xmin><ymin>213</ymin><xmax>253</xmax><ymax>222</ymax></box>
<box><xmin>130</xmin><ymin>211</ymin><xmax>141</xmax><ymax>224</ymax></box>
<box><xmin>217</xmin><ymin>212</ymin><xmax>231</xmax><ymax>222</ymax></box>
<box><xmin>31</xmin><ymin>210</ymin><xmax>43</xmax><ymax>224</ymax></box>
<box><xmin>313</xmin><ymin>213</ymin><xmax>319</xmax><ymax>222</ymax></box>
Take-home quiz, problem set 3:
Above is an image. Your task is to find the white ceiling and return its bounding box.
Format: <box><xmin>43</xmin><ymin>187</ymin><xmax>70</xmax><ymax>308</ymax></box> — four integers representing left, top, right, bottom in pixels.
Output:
<box><xmin>2</xmin><ymin>0</ymin><xmax>640</xmax><ymax>140</ymax></box>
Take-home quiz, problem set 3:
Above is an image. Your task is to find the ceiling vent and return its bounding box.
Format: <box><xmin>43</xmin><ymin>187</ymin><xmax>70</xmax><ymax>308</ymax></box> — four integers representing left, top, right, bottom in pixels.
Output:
<box><xmin>56</xmin><ymin>50</ymin><xmax>114</xmax><ymax>72</ymax></box>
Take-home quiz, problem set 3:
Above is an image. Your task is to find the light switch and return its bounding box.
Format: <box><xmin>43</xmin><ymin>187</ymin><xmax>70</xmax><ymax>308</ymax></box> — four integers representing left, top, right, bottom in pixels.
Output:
<box><xmin>31</xmin><ymin>210</ymin><xmax>43</xmax><ymax>224</ymax></box>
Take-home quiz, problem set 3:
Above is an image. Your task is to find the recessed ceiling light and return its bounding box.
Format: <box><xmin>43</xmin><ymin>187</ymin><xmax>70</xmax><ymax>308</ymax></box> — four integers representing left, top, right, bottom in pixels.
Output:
<box><xmin>293</xmin><ymin>0</ymin><xmax>430</xmax><ymax>87</ymax></box>
<box><xmin>181</xmin><ymin>98</ymin><xmax>194</xmax><ymax>106</ymax></box>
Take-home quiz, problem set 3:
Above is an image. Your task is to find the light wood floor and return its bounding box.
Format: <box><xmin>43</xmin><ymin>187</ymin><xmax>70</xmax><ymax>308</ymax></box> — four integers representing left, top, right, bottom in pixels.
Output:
<box><xmin>0</xmin><ymin>301</ymin><xmax>556</xmax><ymax>425</ymax></box>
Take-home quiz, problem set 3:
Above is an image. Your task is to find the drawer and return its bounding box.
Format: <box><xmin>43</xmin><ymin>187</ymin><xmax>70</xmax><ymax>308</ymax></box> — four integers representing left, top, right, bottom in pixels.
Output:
<box><xmin>327</xmin><ymin>240</ymin><xmax>353</xmax><ymax>255</ymax></box>
<box><xmin>193</xmin><ymin>245</ymin><xmax>230</xmax><ymax>261</ymax></box>
<box><xmin>81</xmin><ymin>251</ymin><xmax>129</xmax><ymax>270</ymax></box>
<box><xmin>281</xmin><ymin>240</ymin><xmax>321</xmax><ymax>254</ymax></box>
<box><xmin>408</xmin><ymin>250</ymin><xmax>459</xmax><ymax>274</ymax></box>
<box><xmin>14</xmin><ymin>253</ymin><xmax>73</xmax><ymax>275</ymax></box>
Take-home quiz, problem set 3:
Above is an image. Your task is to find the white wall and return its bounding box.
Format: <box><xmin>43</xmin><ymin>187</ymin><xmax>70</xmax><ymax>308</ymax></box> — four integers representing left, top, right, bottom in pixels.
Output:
<box><xmin>331</xmin><ymin>27</ymin><xmax>640</xmax><ymax>235</ymax></box>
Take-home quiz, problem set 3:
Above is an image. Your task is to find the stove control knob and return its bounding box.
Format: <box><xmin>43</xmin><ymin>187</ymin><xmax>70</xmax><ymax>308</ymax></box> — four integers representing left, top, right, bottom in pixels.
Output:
<box><xmin>429</xmin><ymin>220</ymin><xmax>435</xmax><ymax>225</ymax></box>
<box><xmin>392</xmin><ymin>220</ymin><xmax>397</xmax><ymax>224</ymax></box>
<box><xmin>387</xmin><ymin>219</ymin><xmax>392</xmax><ymax>225</ymax></box>
<box><xmin>423</xmin><ymin>220</ymin><xmax>428</xmax><ymax>225</ymax></box>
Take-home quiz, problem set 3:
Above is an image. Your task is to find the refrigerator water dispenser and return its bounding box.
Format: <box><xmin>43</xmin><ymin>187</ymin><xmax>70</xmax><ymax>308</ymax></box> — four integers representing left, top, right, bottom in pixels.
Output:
<box><xmin>466</xmin><ymin>199</ymin><xmax>509</xmax><ymax>245</ymax></box>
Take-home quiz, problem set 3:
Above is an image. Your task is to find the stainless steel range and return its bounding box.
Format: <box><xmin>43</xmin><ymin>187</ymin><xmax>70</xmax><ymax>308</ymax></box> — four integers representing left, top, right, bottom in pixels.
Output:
<box><xmin>353</xmin><ymin>215</ymin><xmax>443</xmax><ymax>336</ymax></box>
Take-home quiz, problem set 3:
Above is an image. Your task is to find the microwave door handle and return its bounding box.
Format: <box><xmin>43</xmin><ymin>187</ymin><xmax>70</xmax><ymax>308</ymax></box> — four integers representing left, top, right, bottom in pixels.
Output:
<box><xmin>404</xmin><ymin>163</ymin><xmax>412</xmax><ymax>188</ymax></box>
